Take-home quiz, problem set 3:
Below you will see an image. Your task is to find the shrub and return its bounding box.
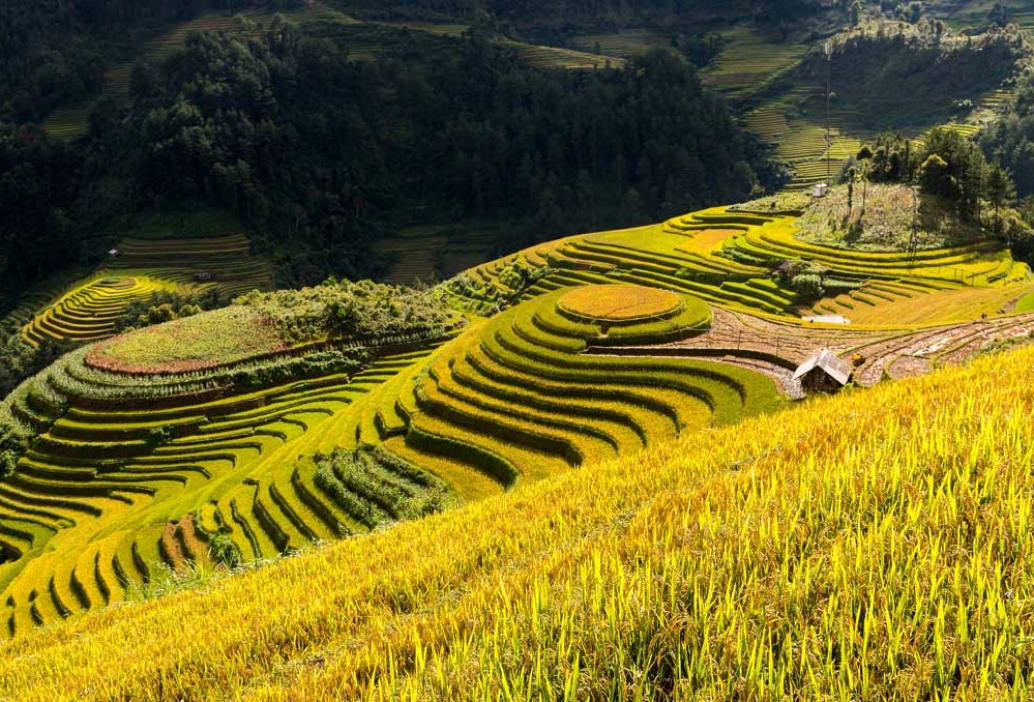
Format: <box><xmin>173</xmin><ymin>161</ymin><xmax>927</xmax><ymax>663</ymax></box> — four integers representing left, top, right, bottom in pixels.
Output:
<box><xmin>791</xmin><ymin>273</ymin><xmax>823</xmax><ymax>301</ymax></box>
<box><xmin>238</xmin><ymin>279</ymin><xmax>463</xmax><ymax>344</ymax></box>
<box><xmin>208</xmin><ymin>533</ymin><xmax>242</xmax><ymax>570</ymax></box>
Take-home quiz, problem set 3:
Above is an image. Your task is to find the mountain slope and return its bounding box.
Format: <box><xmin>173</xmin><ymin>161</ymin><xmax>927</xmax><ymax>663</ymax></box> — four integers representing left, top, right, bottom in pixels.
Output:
<box><xmin>3</xmin><ymin>340</ymin><xmax>1033</xmax><ymax>699</ymax></box>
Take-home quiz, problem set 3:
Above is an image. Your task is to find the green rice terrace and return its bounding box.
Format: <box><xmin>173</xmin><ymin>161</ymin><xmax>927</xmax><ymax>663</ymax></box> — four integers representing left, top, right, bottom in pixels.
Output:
<box><xmin>16</xmin><ymin>232</ymin><xmax>273</xmax><ymax>348</ymax></box>
<box><xmin>3</xmin><ymin>201</ymin><xmax>1034</xmax><ymax>636</ymax></box>
<box><xmin>0</xmin><ymin>281</ymin><xmax>465</xmax><ymax>635</ymax></box>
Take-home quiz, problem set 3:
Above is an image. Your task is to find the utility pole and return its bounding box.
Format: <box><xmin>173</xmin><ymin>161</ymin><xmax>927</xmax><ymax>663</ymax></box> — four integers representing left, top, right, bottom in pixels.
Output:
<box><xmin>909</xmin><ymin>179</ymin><xmax>920</xmax><ymax>269</ymax></box>
<box><xmin>825</xmin><ymin>40</ymin><xmax>833</xmax><ymax>188</ymax></box>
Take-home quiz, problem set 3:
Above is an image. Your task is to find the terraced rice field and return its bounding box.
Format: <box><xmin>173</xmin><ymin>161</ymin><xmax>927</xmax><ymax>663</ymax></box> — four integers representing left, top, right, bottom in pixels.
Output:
<box><xmin>375</xmin><ymin>21</ymin><xmax>469</xmax><ymax>37</ymax></box>
<box><xmin>21</xmin><ymin>276</ymin><xmax>173</xmax><ymax>348</ymax></box>
<box><xmin>0</xmin><ymin>276</ymin><xmax>780</xmax><ymax>635</ymax></box>
<box><xmin>570</xmin><ymin>30</ymin><xmax>672</xmax><ymax>59</ymax></box>
<box><xmin>39</xmin><ymin>105</ymin><xmax>95</xmax><ymax>141</ymax></box>
<box><xmin>108</xmin><ymin>232</ymin><xmax>274</xmax><ymax>299</ymax></box>
<box><xmin>4</xmin><ymin>200</ymin><xmax>1033</xmax><ymax>639</ymax></box>
<box><xmin>374</xmin><ymin>234</ymin><xmax>447</xmax><ymax>285</ymax></box>
<box><xmin>374</xmin><ymin>226</ymin><xmax>499</xmax><ymax>285</ymax></box>
<box><xmin>500</xmin><ymin>40</ymin><xmax>627</xmax><ymax>70</ymax></box>
<box><xmin>18</xmin><ymin>233</ymin><xmax>273</xmax><ymax>348</ymax></box>
<box><xmin>314</xmin><ymin>285</ymin><xmax>775</xmax><ymax>500</ymax></box>
<box><xmin>701</xmin><ymin>26</ymin><xmax>806</xmax><ymax>98</ymax></box>
<box><xmin>448</xmin><ymin>205</ymin><xmax>1032</xmax><ymax>329</ymax></box>
<box><xmin>448</xmin><ymin>210</ymin><xmax>805</xmax><ymax>317</ymax></box>
<box><xmin>745</xmin><ymin>99</ymin><xmax>867</xmax><ymax>191</ymax></box>
<box><xmin>0</xmin><ymin>335</ymin><xmax>446</xmax><ymax>634</ymax></box>
<box><xmin>10</xmin><ymin>341</ymin><xmax>1034</xmax><ymax>699</ymax></box>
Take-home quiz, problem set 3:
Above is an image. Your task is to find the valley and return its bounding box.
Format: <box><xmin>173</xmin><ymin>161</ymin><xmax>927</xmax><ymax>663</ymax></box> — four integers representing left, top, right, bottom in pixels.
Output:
<box><xmin>5</xmin><ymin>0</ymin><xmax>1034</xmax><ymax>698</ymax></box>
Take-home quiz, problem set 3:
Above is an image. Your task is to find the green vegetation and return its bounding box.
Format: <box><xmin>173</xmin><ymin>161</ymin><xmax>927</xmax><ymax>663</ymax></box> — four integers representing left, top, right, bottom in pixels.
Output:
<box><xmin>981</xmin><ymin>68</ymin><xmax>1034</xmax><ymax>200</ymax></box>
<box><xmin>2</xmin><ymin>9</ymin><xmax>779</xmax><ymax>301</ymax></box>
<box><xmin>791</xmin><ymin>21</ymin><xmax>1025</xmax><ymax>130</ymax></box>
<box><xmin>0</xmin><ymin>280</ymin><xmax>461</xmax><ymax>633</ymax></box>
<box><xmin>237</xmin><ymin>279</ymin><xmax>464</xmax><ymax>344</ymax></box>
<box><xmin>737</xmin><ymin>18</ymin><xmax>1028</xmax><ymax>192</ymax></box>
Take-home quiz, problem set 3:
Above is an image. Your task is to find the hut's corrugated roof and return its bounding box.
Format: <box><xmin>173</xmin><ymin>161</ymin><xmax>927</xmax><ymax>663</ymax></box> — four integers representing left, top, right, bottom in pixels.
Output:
<box><xmin>792</xmin><ymin>348</ymin><xmax>852</xmax><ymax>385</ymax></box>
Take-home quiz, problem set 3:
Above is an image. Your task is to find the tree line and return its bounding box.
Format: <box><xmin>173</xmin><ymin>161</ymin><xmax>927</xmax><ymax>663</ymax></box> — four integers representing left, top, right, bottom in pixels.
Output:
<box><xmin>1</xmin><ymin>18</ymin><xmax>780</xmax><ymax>295</ymax></box>
<box><xmin>857</xmin><ymin>128</ymin><xmax>1021</xmax><ymax>244</ymax></box>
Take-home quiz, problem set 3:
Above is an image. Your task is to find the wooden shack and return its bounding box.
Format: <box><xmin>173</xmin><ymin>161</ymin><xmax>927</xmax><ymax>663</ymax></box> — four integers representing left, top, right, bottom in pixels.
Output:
<box><xmin>792</xmin><ymin>349</ymin><xmax>852</xmax><ymax>394</ymax></box>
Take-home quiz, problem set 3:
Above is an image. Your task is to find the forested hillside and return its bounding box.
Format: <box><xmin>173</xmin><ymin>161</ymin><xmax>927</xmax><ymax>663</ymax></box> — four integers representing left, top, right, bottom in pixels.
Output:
<box><xmin>0</xmin><ymin>0</ymin><xmax>307</xmax><ymax>123</ymax></box>
<box><xmin>981</xmin><ymin>70</ymin><xmax>1034</xmax><ymax>200</ymax></box>
<box><xmin>789</xmin><ymin>21</ymin><xmax>1026</xmax><ymax>129</ymax></box>
<box><xmin>331</xmin><ymin>0</ymin><xmax>821</xmax><ymax>23</ymax></box>
<box><xmin>0</xmin><ymin>15</ymin><xmax>778</xmax><ymax>296</ymax></box>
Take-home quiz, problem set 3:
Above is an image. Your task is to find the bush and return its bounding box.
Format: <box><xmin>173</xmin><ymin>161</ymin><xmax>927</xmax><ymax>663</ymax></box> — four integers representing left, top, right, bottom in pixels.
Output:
<box><xmin>114</xmin><ymin>288</ymin><xmax>226</xmax><ymax>334</ymax></box>
<box><xmin>790</xmin><ymin>273</ymin><xmax>823</xmax><ymax>301</ymax></box>
<box><xmin>208</xmin><ymin>533</ymin><xmax>243</xmax><ymax>569</ymax></box>
<box><xmin>238</xmin><ymin>279</ymin><xmax>463</xmax><ymax>344</ymax></box>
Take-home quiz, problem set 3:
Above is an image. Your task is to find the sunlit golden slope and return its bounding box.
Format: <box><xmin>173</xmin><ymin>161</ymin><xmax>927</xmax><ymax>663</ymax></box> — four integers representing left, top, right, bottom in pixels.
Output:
<box><xmin>4</xmin><ymin>343</ymin><xmax>1034</xmax><ymax>700</ymax></box>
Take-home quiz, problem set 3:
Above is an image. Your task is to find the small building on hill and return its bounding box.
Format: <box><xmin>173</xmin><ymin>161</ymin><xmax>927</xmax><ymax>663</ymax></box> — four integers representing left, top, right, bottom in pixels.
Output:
<box><xmin>793</xmin><ymin>349</ymin><xmax>852</xmax><ymax>394</ymax></box>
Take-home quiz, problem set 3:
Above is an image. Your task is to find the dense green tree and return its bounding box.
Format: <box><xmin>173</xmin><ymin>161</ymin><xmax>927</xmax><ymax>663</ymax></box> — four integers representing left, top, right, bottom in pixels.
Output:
<box><xmin>0</xmin><ymin>19</ymin><xmax>780</xmax><ymax>293</ymax></box>
<box><xmin>986</xmin><ymin>163</ymin><xmax>1016</xmax><ymax>235</ymax></box>
<box><xmin>856</xmin><ymin>144</ymin><xmax>872</xmax><ymax>216</ymax></box>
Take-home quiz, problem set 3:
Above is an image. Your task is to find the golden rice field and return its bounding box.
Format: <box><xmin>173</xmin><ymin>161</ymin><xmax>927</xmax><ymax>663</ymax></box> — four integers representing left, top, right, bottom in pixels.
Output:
<box><xmin>0</xmin><ymin>306</ymin><xmax>455</xmax><ymax>634</ymax></box>
<box><xmin>448</xmin><ymin>205</ymin><xmax>1032</xmax><ymax>328</ymax></box>
<box><xmin>21</xmin><ymin>276</ymin><xmax>175</xmax><ymax>348</ymax></box>
<box><xmin>5</xmin><ymin>340</ymin><xmax>1034</xmax><ymax>699</ymax></box>
<box><xmin>556</xmin><ymin>283</ymin><xmax>685</xmax><ymax>321</ymax></box>
<box><xmin>0</xmin><ymin>280</ymin><xmax>776</xmax><ymax>634</ymax></box>
<box><xmin>2</xmin><ymin>200</ymin><xmax>1033</xmax><ymax>645</ymax></box>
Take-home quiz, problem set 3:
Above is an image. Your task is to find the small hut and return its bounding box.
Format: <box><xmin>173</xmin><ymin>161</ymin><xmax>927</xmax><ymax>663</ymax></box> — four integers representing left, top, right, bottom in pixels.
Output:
<box><xmin>793</xmin><ymin>349</ymin><xmax>852</xmax><ymax>394</ymax></box>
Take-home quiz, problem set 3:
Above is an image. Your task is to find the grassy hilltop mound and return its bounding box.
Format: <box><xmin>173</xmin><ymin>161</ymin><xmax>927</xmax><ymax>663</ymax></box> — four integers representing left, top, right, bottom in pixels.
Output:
<box><xmin>5</xmin><ymin>339</ymin><xmax>1034</xmax><ymax>699</ymax></box>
